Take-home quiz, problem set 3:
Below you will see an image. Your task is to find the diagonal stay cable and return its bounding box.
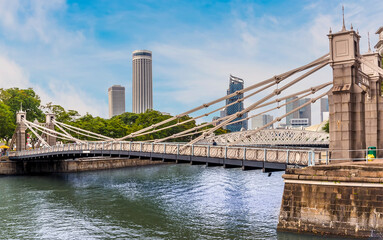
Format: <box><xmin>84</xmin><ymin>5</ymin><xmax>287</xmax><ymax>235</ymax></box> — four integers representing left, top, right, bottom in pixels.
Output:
<box><xmin>117</xmin><ymin>54</ymin><xmax>330</xmax><ymax>140</ymax></box>
<box><xmin>185</xmin><ymin>61</ymin><xmax>329</xmax><ymax>146</ymax></box>
<box><xmin>54</xmin><ymin>121</ymin><xmax>113</xmax><ymax>141</ymax></box>
<box><xmin>153</xmin><ymin>81</ymin><xmax>331</xmax><ymax>143</ymax></box>
<box><xmin>225</xmin><ymin>82</ymin><xmax>332</xmax><ymax>127</ymax></box>
<box><xmin>24</xmin><ymin>120</ymin><xmax>82</xmax><ymax>142</ymax></box>
<box><xmin>53</xmin><ymin>122</ymin><xmax>86</xmax><ymax>143</ymax></box>
<box><xmin>22</xmin><ymin>120</ymin><xmax>50</xmax><ymax>147</ymax></box>
<box><xmin>130</xmin><ymin>81</ymin><xmax>276</xmax><ymax>139</ymax></box>
<box><xmin>54</xmin><ymin>121</ymin><xmax>109</xmax><ymax>141</ymax></box>
<box><xmin>227</xmin><ymin>90</ymin><xmax>331</xmax><ymax>146</ymax></box>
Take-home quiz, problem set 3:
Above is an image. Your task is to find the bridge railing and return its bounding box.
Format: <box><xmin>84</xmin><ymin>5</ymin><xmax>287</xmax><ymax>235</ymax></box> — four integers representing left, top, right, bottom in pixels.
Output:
<box><xmin>9</xmin><ymin>142</ymin><xmax>329</xmax><ymax>166</ymax></box>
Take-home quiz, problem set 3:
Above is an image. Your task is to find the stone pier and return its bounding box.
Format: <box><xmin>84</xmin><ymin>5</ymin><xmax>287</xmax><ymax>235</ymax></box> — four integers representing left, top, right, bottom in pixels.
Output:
<box><xmin>278</xmin><ymin>161</ymin><xmax>383</xmax><ymax>238</ymax></box>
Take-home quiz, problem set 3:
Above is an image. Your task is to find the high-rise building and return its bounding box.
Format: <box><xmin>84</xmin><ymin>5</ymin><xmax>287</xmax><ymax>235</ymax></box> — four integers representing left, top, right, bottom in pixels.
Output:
<box><xmin>108</xmin><ymin>85</ymin><xmax>125</xmax><ymax>118</ymax></box>
<box><xmin>299</xmin><ymin>98</ymin><xmax>311</xmax><ymax>126</ymax></box>
<box><xmin>286</xmin><ymin>97</ymin><xmax>299</xmax><ymax>125</ymax></box>
<box><xmin>225</xmin><ymin>75</ymin><xmax>248</xmax><ymax>132</ymax></box>
<box><xmin>320</xmin><ymin>98</ymin><xmax>329</xmax><ymax>122</ymax></box>
<box><xmin>285</xmin><ymin>97</ymin><xmax>311</xmax><ymax>126</ymax></box>
<box><xmin>132</xmin><ymin>50</ymin><xmax>152</xmax><ymax>113</ymax></box>
<box><xmin>251</xmin><ymin>114</ymin><xmax>273</xmax><ymax>129</ymax></box>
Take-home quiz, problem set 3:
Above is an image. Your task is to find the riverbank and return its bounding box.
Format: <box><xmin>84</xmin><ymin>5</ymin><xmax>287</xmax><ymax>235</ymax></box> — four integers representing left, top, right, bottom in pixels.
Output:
<box><xmin>0</xmin><ymin>157</ymin><xmax>168</xmax><ymax>175</ymax></box>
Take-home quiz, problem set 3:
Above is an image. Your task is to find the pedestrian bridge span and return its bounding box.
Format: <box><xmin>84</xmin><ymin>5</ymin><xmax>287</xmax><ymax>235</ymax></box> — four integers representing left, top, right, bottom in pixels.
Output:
<box><xmin>9</xmin><ymin>142</ymin><xmax>328</xmax><ymax>171</ymax></box>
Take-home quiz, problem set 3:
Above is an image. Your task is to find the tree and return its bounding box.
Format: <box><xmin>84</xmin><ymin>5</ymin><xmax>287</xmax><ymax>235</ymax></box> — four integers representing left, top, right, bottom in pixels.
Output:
<box><xmin>322</xmin><ymin>121</ymin><xmax>329</xmax><ymax>133</ymax></box>
<box><xmin>0</xmin><ymin>88</ymin><xmax>44</xmax><ymax>122</ymax></box>
<box><xmin>42</xmin><ymin>102</ymin><xmax>80</xmax><ymax>123</ymax></box>
<box><xmin>0</xmin><ymin>102</ymin><xmax>16</xmax><ymax>142</ymax></box>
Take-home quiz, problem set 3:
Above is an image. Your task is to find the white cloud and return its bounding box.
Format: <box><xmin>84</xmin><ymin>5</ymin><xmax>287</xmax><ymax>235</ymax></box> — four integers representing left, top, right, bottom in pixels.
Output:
<box><xmin>0</xmin><ymin>0</ymin><xmax>381</xmax><ymax>126</ymax></box>
<box><xmin>35</xmin><ymin>80</ymin><xmax>107</xmax><ymax>117</ymax></box>
<box><xmin>0</xmin><ymin>55</ymin><xmax>30</xmax><ymax>88</ymax></box>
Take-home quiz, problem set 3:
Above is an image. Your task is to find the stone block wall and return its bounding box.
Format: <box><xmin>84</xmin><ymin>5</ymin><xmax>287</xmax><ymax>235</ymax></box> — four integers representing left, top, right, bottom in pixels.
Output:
<box><xmin>0</xmin><ymin>157</ymin><xmax>167</xmax><ymax>175</ymax></box>
<box><xmin>278</xmin><ymin>164</ymin><xmax>383</xmax><ymax>238</ymax></box>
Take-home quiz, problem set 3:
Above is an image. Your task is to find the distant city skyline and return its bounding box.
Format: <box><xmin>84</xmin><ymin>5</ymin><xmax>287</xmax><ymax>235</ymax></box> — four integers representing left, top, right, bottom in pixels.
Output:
<box><xmin>0</xmin><ymin>0</ymin><xmax>381</xmax><ymax>123</ymax></box>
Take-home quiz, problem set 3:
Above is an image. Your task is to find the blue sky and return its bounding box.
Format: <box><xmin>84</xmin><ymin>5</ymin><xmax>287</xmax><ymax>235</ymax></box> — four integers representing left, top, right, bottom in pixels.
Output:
<box><xmin>0</xmin><ymin>0</ymin><xmax>382</xmax><ymax>125</ymax></box>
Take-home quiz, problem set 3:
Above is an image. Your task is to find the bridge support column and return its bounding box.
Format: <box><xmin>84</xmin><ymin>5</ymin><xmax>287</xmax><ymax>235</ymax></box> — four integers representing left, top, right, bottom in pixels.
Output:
<box><xmin>45</xmin><ymin>113</ymin><xmax>56</xmax><ymax>146</ymax></box>
<box><xmin>328</xmin><ymin>27</ymin><xmax>366</xmax><ymax>160</ymax></box>
<box><xmin>361</xmin><ymin>51</ymin><xmax>383</xmax><ymax>155</ymax></box>
<box><xmin>16</xmin><ymin>111</ymin><xmax>27</xmax><ymax>151</ymax></box>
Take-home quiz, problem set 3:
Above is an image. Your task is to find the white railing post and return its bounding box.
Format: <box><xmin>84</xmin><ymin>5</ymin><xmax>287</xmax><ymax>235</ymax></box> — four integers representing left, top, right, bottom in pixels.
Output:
<box><xmin>286</xmin><ymin>150</ymin><xmax>290</xmax><ymax>164</ymax></box>
<box><xmin>225</xmin><ymin>146</ymin><xmax>228</xmax><ymax>159</ymax></box>
<box><xmin>192</xmin><ymin>145</ymin><xmax>194</xmax><ymax>156</ymax></box>
<box><xmin>140</xmin><ymin>142</ymin><xmax>143</xmax><ymax>152</ymax></box>
<box><xmin>130</xmin><ymin>142</ymin><xmax>132</xmax><ymax>151</ymax></box>
<box><xmin>243</xmin><ymin>147</ymin><xmax>247</xmax><ymax>161</ymax></box>
<box><xmin>164</xmin><ymin>143</ymin><xmax>166</xmax><ymax>154</ymax></box>
<box><xmin>308</xmin><ymin>151</ymin><xmax>313</xmax><ymax>166</ymax></box>
<box><xmin>177</xmin><ymin>144</ymin><xmax>180</xmax><ymax>156</ymax></box>
<box><xmin>326</xmin><ymin>150</ymin><xmax>329</xmax><ymax>165</ymax></box>
<box><xmin>208</xmin><ymin>145</ymin><xmax>210</xmax><ymax>158</ymax></box>
<box><xmin>264</xmin><ymin>149</ymin><xmax>267</xmax><ymax>162</ymax></box>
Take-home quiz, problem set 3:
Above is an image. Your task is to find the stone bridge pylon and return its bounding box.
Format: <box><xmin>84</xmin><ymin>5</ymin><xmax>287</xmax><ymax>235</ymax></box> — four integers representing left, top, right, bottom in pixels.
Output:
<box><xmin>11</xmin><ymin>110</ymin><xmax>57</xmax><ymax>151</ymax></box>
<box><xmin>328</xmin><ymin>22</ymin><xmax>383</xmax><ymax>160</ymax></box>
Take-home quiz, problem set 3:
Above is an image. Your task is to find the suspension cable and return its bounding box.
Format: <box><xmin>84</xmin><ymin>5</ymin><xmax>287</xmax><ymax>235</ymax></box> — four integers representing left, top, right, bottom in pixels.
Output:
<box><xmin>227</xmin><ymin>90</ymin><xmax>331</xmax><ymax>146</ymax></box>
<box><xmin>22</xmin><ymin>120</ymin><xmax>50</xmax><ymax>147</ymax></box>
<box><xmin>153</xmin><ymin>81</ymin><xmax>331</xmax><ymax>143</ymax></box>
<box><xmin>54</xmin><ymin>121</ymin><xmax>113</xmax><ymax>141</ymax></box>
<box><xmin>185</xmin><ymin>61</ymin><xmax>329</xmax><ymax>146</ymax></box>
<box><xmin>118</xmin><ymin>54</ymin><xmax>330</xmax><ymax>140</ymax></box>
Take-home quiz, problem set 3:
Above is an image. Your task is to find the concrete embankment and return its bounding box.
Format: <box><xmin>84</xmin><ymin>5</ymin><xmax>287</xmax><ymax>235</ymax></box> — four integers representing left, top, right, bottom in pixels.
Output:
<box><xmin>0</xmin><ymin>157</ymin><xmax>168</xmax><ymax>175</ymax></box>
<box><xmin>278</xmin><ymin>161</ymin><xmax>383</xmax><ymax>238</ymax></box>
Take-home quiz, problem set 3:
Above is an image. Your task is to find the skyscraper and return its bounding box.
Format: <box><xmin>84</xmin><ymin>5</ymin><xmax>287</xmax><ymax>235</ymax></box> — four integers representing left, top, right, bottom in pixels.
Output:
<box><xmin>299</xmin><ymin>98</ymin><xmax>311</xmax><ymax>126</ymax></box>
<box><xmin>286</xmin><ymin>97</ymin><xmax>299</xmax><ymax>125</ymax></box>
<box><xmin>225</xmin><ymin>75</ymin><xmax>248</xmax><ymax>132</ymax></box>
<box><xmin>285</xmin><ymin>97</ymin><xmax>311</xmax><ymax>126</ymax></box>
<box><xmin>251</xmin><ymin>114</ymin><xmax>273</xmax><ymax>129</ymax></box>
<box><xmin>108</xmin><ymin>85</ymin><xmax>125</xmax><ymax>118</ymax></box>
<box><xmin>320</xmin><ymin>98</ymin><xmax>329</xmax><ymax>122</ymax></box>
<box><xmin>132</xmin><ymin>50</ymin><xmax>153</xmax><ymax>113</ymax></box>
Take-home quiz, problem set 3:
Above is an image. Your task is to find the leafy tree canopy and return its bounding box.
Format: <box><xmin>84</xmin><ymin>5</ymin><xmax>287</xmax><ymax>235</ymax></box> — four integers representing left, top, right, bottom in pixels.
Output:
<box><xmin>0</xmin><ymin>88</ymin><xmax>44</xmax><ymax>122</ymax></box>
<box><xmin>0</xmin><ymin>88</ymin><xmax>229</xmax><ymax>144</ymax></box>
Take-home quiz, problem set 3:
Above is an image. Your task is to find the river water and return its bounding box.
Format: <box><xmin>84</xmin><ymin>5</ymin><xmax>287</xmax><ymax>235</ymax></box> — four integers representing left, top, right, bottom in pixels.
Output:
<box><xmin>0</xmin><ymin>164</ymin><xmax>347</xmax><ymax>239</ymax></box>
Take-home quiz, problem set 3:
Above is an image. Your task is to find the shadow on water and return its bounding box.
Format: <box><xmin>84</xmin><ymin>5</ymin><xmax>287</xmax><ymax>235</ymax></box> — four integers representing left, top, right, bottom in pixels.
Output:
<box><xmin>0</xmin><ymin>164</ymin><xmax>356</xmax><ymax>239</ymax></box>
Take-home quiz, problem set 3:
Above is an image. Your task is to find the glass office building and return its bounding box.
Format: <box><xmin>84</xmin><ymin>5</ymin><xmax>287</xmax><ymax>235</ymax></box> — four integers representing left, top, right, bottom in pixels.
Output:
<box><xmin>225</xmin><ymin>75</ymin><xmax>248</xmax><ymax>132</ymax></box>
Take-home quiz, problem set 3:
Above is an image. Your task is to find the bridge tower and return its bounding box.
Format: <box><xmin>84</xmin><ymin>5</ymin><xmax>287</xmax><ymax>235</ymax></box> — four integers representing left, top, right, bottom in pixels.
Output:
<box><xmin>361</xmin><ymin>34</ymin><xmax>383</xmax><ymax>155</ymax></box>
<box><xmin>16</xmin><ymin>110</ymin><xmax>27</xmax><ymax>151</ymax></box>
<box><xmin>45</xmin><ymin>113</ymin><xmax>56</xmax><ymax>146</ymax></box>
<box><xmin>328</xmin><ymin>22</ymin><xmax>366</xmax><ymax>160</ymax></box>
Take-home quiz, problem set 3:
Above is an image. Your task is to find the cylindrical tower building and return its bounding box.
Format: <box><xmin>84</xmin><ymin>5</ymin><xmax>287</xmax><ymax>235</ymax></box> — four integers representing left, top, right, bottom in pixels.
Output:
<box><xmin>132</xmin><ymin>50</ymin><xmax>152</xmax><ymax>113</ymax></box>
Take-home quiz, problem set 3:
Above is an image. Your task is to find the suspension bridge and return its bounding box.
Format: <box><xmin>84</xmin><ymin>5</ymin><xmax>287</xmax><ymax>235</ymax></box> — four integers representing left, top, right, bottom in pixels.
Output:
<box><xmin>3</xmin><ymin>14</ymin><xmax>383</xmax><ymax>238</ymax></box>
<box><xmin>6</xmin><ymin>21</ymin><xmax>383</xmax><ymax>172</ymax></box>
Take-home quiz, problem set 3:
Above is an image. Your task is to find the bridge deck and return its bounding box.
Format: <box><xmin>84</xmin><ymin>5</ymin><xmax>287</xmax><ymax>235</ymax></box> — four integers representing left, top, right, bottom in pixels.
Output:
<box><xmin>9</xmin><ymin>142</ymin><xmax>328</xmax><ymax>171</ymax></box>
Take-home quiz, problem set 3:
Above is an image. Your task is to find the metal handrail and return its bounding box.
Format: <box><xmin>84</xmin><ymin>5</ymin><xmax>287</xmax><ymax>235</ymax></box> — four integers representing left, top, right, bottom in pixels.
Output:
<box><xmin>11</xmin><ymin>141</ymin><xmax>329</xmax><ymax>165</ymax></box>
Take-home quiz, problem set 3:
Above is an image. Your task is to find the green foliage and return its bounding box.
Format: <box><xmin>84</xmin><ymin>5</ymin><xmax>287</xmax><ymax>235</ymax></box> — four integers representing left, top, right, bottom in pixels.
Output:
<box><xmin>0</xmin><ymin>87</ymin><xmax>219</xmax><ymax>143</ymax></box>
<box><xmin>322</xmin><ymin>121</ymin><xmax>329</xmax><ymax>133</ymax></box>
<box><xmin>0</xmin><ymin>102</ymin><xmax>16</xmax><ymax>141</ymax></box>
<box><xmin>43</xmin><ymin>103</ymin><xmax>80</xmax><ymax>123</ymax></box>
<box><xmin>0</xmin><ymin>88</ymin><xmax>44</xmax><ymax>122</ymax></box>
